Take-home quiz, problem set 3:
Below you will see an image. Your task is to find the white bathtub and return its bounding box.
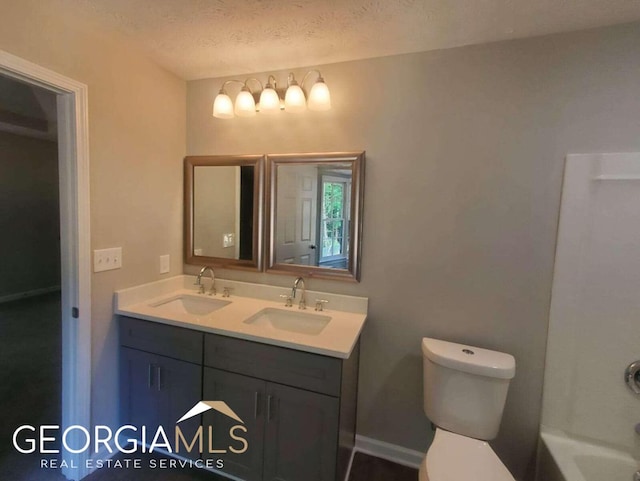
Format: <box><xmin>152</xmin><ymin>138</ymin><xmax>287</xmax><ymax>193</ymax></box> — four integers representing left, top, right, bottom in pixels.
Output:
<box><xmin>537</xmin><ymin>429</ymin><xmax>639</xmax><ymax>481</ymax></box>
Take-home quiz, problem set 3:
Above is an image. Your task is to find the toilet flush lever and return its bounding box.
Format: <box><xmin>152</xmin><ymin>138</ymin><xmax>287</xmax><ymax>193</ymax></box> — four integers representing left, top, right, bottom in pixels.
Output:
<box><xmin>624</xmin><ymin>360</ymin><xmax>640</xmax><ymax>394</ymax></box>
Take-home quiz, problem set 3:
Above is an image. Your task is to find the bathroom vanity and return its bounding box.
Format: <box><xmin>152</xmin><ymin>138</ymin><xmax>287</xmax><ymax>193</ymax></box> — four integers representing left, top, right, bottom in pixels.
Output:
<box><xmin>116</xmin><ymin>276</ymin><xmax>367</xmax><ymax>481</ymax></box>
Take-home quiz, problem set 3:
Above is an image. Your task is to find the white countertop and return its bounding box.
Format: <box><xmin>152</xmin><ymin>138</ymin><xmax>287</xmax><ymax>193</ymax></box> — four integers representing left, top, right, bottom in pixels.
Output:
<box><xmin>114</xmin><ymin>276</ymin><xmax>368</xmax><ymax>359</ymax></box>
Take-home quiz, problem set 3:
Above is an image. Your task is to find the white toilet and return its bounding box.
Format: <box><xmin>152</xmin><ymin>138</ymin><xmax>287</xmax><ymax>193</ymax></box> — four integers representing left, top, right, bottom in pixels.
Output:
<box><xmin>420</xmin><ymin>337</ymin><xmax>516</xmax><ymax>481</ymax></box>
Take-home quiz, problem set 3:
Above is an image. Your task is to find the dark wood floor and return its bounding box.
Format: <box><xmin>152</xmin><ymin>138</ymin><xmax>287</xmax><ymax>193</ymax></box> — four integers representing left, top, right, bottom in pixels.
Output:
<box><xmin>0</xmin><ymin>295</ymin><xmax>418</xmax><ymax>481</ymax></box>
<box><xmin>0</xmin><ymin>292</ymin><xmax>66</xmax><ymax>481</ymax></box>
<box><xmin>349</xmin><ymin>452</ymin><xmax>418</xmax><ymax>481</ymax></box>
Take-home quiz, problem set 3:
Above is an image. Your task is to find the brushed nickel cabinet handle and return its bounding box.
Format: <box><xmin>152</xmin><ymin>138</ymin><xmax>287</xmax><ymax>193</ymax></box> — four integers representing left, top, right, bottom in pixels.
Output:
<box><xmin>254</xmin><ymin>392</ymin><xmax>260</xmax><ymax>419</ymax></box>
<box><xmin>157</xmin><ymin>366</ymin><xmax>162</xmax><ymax>392</ymax></box>
<box><xmin>267</xmin><ymin>395</ymin><xmax>273</xmax><ymax>422</ymax></box>
<box><xmin>148</xmin><ymin>363</ymin><xmax>153</xmax><ymax>389</ymax></box>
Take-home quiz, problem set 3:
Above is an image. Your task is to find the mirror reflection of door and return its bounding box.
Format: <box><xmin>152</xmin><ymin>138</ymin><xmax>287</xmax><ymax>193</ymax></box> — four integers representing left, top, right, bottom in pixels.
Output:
<box><xmin>266</xmin><ymin>152</ymin><xmax>364</xmax><ymax>280</ymax></box>
<box><xmin>276</xmin><ymin>165</ymin><xmax>318</xmax><ymax>265</ymax></box>
<box><xmin>275</xmin><ymin>164</ymin><xmax>353</xmax><ymax>268</ymax></box>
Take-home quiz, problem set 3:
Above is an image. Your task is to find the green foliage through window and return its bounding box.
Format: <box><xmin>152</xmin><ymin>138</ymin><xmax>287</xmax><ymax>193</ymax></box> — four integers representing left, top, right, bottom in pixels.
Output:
<box><xmin>322</xmin><ymin>182</ymin><xmax>345</xmax><ymax>258</ymax></box>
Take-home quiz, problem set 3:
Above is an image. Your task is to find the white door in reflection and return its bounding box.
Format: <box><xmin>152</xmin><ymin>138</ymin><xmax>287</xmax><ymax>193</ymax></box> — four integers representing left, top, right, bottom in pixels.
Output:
<box><xmin>276</xmin><ymin>165</ymin><xmax>318</xmax><ymax>265</ymax></box>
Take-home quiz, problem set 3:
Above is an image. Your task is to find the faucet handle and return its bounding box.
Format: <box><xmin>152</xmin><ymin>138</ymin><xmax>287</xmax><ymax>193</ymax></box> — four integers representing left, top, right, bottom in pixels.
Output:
<box><xmin>222</xmin><ymin>287</ymin><xmax>233</xmax><ymax>298</ymax></box>
<box><xmin>279</xmin><ymin>294</ymin><xmax>293</xmax><ymax>307</ymax></box>
<box><xmin>315</xmin><ymin>299</ymin><xmax>329</xmax><ymax>312</ymax></box>
<box><xmin>198</xmin><ymin>284</ymin><xmax>205</xmax><ymax>294</ymax></box>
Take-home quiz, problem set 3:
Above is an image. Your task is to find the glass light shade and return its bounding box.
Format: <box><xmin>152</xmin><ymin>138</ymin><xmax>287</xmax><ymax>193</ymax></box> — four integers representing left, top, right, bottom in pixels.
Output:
<box><xmin>235</xmin><ymin>89</ymin><xmax>256</xmax><ymax>117</ymax></box>
<box><xmin>259</xmin><ymin>87</ymin><xmax>280</xmax><ymax>114</ymax></box>
<box><xmin>284</xmin><ymin>84</ymin><xmax>306</xmax><ymax>113</ymax></box>
<box><xmin>213</xmin><ymin>92</ymin><xmax>234</xmax><ymax>119</ymax></box>
<box><xmin>308</xmin><ymin>80</ymin><xmax>331</xmax><ymax>111</ymax></box>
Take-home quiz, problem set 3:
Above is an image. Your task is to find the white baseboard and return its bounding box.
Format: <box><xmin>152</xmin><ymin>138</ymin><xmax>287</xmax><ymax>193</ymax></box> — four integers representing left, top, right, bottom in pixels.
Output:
<box><xmin>354</xmin><ymin>435</ymin><xmax>424</xmax><ymax>469</ymax></box>
<box><xmin>0</xmin><ymin>286</ymin><xmax>61</xmax><ymax>304</ymax></box>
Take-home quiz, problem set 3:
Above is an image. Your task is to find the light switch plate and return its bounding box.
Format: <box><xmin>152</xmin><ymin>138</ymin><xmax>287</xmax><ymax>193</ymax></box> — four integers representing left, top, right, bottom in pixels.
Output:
<box><xmin>94</xmin><ymin>247</ymin><xmax>122</xmax><ymax>272</ymax></box>
<box><xmin>160</xmin><ymin>254</ymin><xmax>170</xmax><ymax>274</ymax></box>
<box><xmin>223</xmin><ymin>233</ymin><xmax>235</xmax><ymax>248</ymax></box>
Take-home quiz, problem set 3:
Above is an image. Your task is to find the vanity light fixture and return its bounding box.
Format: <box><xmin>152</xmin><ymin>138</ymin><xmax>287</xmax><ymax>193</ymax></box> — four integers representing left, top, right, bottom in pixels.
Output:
<box><xmin>212</xmin><ymin>70</ymin><xmax>331</xmax><ymax>119</ymax></box>
<box><xmin>284</xmin><ymin>73</ymin><xmax>306</xmax><ymax>113</ymax></box>
<box><xmin>234</xmin><ymin>86</ymin><xmax>256</xmax><ymax>117</ymax></box>
<box><xmin>303</xmin><ymin>70</ymin><xmax>331</xmax><ymax>111</ymax></box>
<box><xmin>259</xmin><ymin>75</ymin><xmax>281</xmax><ymax>114</ymax></box>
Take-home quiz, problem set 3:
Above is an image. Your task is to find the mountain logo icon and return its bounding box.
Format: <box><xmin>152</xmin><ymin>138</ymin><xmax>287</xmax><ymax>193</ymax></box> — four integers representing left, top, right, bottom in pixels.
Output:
<box><xmin>177</xmin><ymin>401</ymin><xmax>244</xmax><ymax>424</ymax></box>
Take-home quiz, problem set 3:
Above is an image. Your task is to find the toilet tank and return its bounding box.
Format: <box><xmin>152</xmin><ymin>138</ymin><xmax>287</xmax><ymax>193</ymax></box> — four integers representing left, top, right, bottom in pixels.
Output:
<box><xmin>422</xmin><ymin>338</ymin><xmax>515</xmax><ymax>440</ymax></box>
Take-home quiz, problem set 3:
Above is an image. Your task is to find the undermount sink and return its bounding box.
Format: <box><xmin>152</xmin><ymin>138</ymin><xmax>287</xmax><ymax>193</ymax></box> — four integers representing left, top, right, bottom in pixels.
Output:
<box><xmin>243</xmin><ymin>308</ymin><xmax>331</xmax><ymax>335</ymax></box>
<box><xmin>150</xmin><ymin>294</ymin><xmax>230</xmax><ymax>317</ymax></box>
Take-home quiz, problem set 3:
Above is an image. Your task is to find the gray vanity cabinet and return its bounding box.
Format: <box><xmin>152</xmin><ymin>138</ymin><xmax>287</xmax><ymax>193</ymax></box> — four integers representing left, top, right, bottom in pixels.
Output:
<box><xmin>263</xmin><ymin>382</ymin><xmax>339</xmax><ymax>481</ymax></box>
<box><xmin>203</xmin><ymin>333</ymin><xmax>358</xmax><ymax>481</ymax></box>
<box><xmin>119</xmin><ymin>316</ymin><xmax>359</xmax><ymax>481</ymax></box>
<box><xmin>202</xmin><ymin>367</ymin><xmax>266</xmax><ymax>481</ymax></box>
<box><xmin>120</xmin><ymin>347</ymin><xmax>163</xmax><ymax>430</ymax></box>
<box><xmin>202</xmin><ymin>367</ymin><xmax>340</xmax><ymax>481</ymax></box>
<box><xmin>119</xmin><ymin>317</ymin><xmax>203</xmax><ymax>459</ymax></box>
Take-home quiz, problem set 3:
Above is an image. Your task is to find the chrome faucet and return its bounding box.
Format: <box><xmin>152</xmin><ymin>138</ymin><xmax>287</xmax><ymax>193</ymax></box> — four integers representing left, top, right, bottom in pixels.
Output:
<box><xmin>196</xmin><ymin>266</ymin><xmax>216</xmax><ymax>295</ymax></box>
<box><xmin>291</xmin><ymin>277</ymin><xmax>307</xmax><ymax>310</ymax></box>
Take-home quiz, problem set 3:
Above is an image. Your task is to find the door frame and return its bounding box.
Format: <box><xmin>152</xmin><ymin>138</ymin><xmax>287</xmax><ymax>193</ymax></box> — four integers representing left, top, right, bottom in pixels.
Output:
<box><xmin>0</xmin><ymin>49</ymin><xmax>92</xmax><ymax>480</ymax></box>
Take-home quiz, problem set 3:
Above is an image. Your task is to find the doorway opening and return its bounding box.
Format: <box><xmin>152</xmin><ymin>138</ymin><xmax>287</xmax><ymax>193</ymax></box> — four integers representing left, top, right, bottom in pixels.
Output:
<box><xmin>0</xmin><ymin>74</ymin><xmax>64</xmax><ymax>479</ymax></box>
<box><xmin>0</xmin><ymin>50</ymin><xmax>91</xmax><ymax>481</ymax></box>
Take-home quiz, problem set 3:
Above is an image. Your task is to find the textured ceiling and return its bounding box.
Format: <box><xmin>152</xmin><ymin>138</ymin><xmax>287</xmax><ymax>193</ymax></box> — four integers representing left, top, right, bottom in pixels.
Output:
<box><xmin>54</xmin><ymin>0</ymin><xmax>640</xmax><ymax>79</ymax></box>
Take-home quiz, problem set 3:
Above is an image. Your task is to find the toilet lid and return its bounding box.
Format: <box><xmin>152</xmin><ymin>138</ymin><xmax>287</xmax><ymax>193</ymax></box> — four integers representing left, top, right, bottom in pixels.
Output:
<box><xmin>426</xmin><ymin>429</ymin><xmax>515</xmax><ymax>481</ymax></box>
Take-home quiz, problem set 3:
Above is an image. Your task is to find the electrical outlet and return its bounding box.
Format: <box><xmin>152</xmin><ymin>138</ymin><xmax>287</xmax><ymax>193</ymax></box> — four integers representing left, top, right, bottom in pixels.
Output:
<box><xmin>94</xmin><ymin>247</ymin><xmax>122</xmax><ymax>272</ymax></box>
<box><xmin>160</xmin><ymin>254</ymin><xmax>170</xmax><ymax>274</ymax></box>
<box><xmin>194</xmin><ymin>248</ymin><xmax>203</xmax><ymax>256</ymax></box>
<box><xmin>223</xmin><ymin>233</ymin><xmax>235</xmax><ymax>248</ymax></box>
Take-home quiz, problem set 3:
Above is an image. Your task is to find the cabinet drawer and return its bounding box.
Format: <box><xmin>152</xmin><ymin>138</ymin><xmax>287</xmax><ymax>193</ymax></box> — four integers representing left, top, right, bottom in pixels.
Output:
<box><xmin>120</xmin><ymin>317</ymin><xmax>203</xmax><ymax>364</ymax></box>
<box><xmin>204</xmin><ymin>334</ymin><xmax>341</xmax><ymax>396</ymax></box>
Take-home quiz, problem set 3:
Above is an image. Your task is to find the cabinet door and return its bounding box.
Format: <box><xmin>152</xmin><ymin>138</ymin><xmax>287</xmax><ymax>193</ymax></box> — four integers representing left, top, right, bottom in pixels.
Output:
<box><xmin>157</xmin><ymin>356</ymin><xmax>202</xmax><ymax>460</ymax></box>
<box><xmin>120</xmin><ymin>348</ymin><xmax>161</xmax><ymax>440</ymax></box>
<box><xmin>203</xmin><ymin>367</ymin><xmax>265</xmax><ymax>481</ymax></box>
<box><xmin>263</xmin><ymin>383</ymin><xmax>339</xmax><ymax>481</ymax></box>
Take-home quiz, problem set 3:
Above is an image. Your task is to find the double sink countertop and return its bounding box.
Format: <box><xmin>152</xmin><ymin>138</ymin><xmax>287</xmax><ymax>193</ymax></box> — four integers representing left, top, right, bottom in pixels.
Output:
<box><xmin>114</xmin><ymin>275</ymin><xmax>368</xmax><ymax>359</ymax></box>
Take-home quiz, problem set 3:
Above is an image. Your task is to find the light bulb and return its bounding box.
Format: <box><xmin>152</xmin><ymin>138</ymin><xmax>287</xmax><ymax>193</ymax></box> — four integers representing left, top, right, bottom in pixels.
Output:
<box><xmin>284</xmin><ymin>82</ymin><xmax>306</xmax><ymax>113</ymax></box>
<box><xmin>213</xmin><ymin>91</ymin><xmax>234</xmax><ymax>119</ymax></box>
<box><xmin>308</xmin><ymin>78</ymin><xmax>331</xmax><ymax>111</ymax></box>
<box><xmin>259</xmin><ymin>87</ymin><xmax>280</xmax><ymax>114</ymax></box>
<box><xmin>235</xmin><ymin>87</ymin><xmax>256</xmax><ymax>117</ymax></box>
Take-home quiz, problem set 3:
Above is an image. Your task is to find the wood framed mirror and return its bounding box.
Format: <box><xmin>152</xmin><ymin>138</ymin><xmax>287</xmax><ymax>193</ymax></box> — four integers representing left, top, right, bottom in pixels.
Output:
<box><xmin>184</xmin><ymin>155</ymin><xmax>264</xmax><ymax>271</ymax></box>
<box><xmin>265</xmin><ymin>152</ymin><xmax>365</xmax><ymax>281</ymax></box>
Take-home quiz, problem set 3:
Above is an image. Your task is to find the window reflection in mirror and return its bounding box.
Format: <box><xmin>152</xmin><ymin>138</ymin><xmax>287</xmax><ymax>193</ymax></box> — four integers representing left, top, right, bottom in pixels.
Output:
<box><xmin>267</xmin><ymin>152</ymin><xmax>364</xmax><ymax>282</ymax></box>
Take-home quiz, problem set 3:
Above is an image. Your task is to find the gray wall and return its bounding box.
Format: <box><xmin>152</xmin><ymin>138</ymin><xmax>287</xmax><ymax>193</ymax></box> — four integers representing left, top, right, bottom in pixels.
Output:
<box><xmin>0</xmin><ymin>130</ymin><xmax>59</xmax><ymax>298</ymax></box>
<box><xmin>194</xmin><ymin>166</ymin><xmax>238</xmax><ymax>258</ymax></box>
<box><xmin>186</xmin><ymin>22</ymin><xmax>640</xmax><ymax>480</ymax></box>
